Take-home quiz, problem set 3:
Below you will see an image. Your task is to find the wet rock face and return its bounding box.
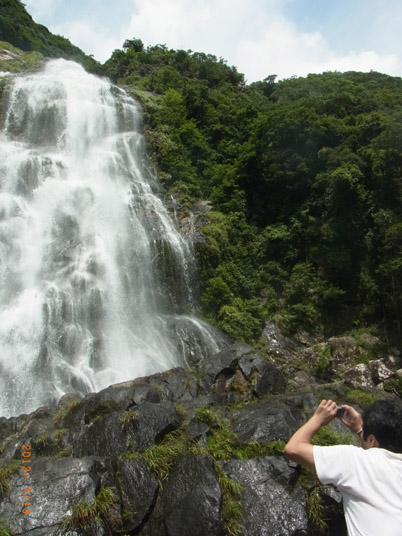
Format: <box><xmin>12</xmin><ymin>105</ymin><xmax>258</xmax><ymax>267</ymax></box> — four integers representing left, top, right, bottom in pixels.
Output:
<box><xmin>71</xmin><ymin>400</ymin><xmax>183</xmax><ymax>457</ymax></box>
<box><xmin>232</xmin><ymin>400</ymin><xmax>305</xmax><ymax>444</ymax></box>
<box><xmin>197</xmin><ymin>342</ymin><xmax>287</xmax><ymax>398</ymax></box>
<box><xmin>142</xmin><ymin>455</ymin><xmax>224</xmax><ymax>536</ymax></box>
<box><xmin>1</xmin><ymin>334</ymin><xmax>399</xmax><ymax>535</ymax></box>
<box><xmin>220</xmin><ymin>457</ymin><xmax>309</xmax><ymax>536</ymax></box>
<box><xmin>0</xmin><ymin>456</ymin><xmax>159</xmax><ymax>535</ymax></box>
<box><xmin>110</xmin><ymin>457</ymin><xmax>159</xmax><ymax>533</ymax></box>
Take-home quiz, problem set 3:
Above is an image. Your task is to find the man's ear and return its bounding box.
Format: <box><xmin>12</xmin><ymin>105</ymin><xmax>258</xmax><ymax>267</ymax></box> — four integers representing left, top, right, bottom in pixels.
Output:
<box><xmin>367</xmin><ymin>434</ymin><xmax>380</xmax><ymax>448</ymax></box>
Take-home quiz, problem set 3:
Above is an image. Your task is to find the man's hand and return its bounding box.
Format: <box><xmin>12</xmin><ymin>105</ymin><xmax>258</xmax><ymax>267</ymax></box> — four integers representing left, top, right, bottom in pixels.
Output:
<box><xmin>338</xmin><ymin>404</ymin><xmax>363</xmax><ymax>434</ymax></box>
<box><xmin>284</xmin><ymin>399</ymin><xmax>339</xmax><ymax>470</ymax></box>
<box><xmin>313</xmin><ymin>399</ymin><xmax>339</xmax><ymax>426</ymax></box>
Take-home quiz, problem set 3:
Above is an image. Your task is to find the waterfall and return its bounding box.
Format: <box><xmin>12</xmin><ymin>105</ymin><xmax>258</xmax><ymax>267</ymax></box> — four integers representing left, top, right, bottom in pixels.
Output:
<box><xmin>0</xmin><ymin>60</ymin><xmax>226</xmax><ymax>417</ymax></box>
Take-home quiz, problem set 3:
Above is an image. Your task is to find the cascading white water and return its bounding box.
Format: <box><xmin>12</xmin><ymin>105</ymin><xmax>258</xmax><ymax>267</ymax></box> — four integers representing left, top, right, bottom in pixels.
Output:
<box><xmin>0</xmin><ymin>59</ymin><xmax>226</xmax><ymax>417</ymax></box>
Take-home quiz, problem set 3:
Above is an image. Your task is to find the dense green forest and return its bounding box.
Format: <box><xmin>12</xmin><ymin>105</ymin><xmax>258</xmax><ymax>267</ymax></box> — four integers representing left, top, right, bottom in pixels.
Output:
<box><xmin>103</xmin><ymin>41</ymin><xmax>402</xmax><ymax>344</ymax></box>
<box><xmin>3</xmin><ymin>0</ymin><xmax>402</xmax><ymax>345</ymax></box>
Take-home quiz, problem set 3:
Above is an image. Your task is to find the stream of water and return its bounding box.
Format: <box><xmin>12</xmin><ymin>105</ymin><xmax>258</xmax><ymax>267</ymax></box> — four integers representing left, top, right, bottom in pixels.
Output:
<box><xmin>0</xmin><ymin>60</ymin><xmax>225</xmax><ymax>417</ymax></box>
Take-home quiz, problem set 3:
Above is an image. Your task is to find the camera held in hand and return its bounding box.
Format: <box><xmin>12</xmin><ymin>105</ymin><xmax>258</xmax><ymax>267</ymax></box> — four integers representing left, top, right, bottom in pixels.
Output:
<box><xmin>337</xmin><ymin>405</ymin><xmax>345</xmax><ymax>418</ymax></box>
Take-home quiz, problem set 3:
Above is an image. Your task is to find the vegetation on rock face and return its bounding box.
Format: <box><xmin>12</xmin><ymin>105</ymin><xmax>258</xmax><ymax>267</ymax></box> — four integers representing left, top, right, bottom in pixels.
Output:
<box><xmin>0</xmin><ymin>0</ymin><xmax>102</xmax><ymax>73</ymax></box>
<box><xmin>0</xmin><ymin>41</ymin><xmax>43</xmax><ymax>72</ymax></box>
<box><xmin>0</xmin><ymin>519</ymin><xmax>15</xmax><ymax>536</ymax></box>
<box><xmin>216</xmin><ymin>465</ymin><xmax>243</xmax><ymax>536</ymax></box>
<box><xmin>53</xmin><ymin>400</ymin><xmax>81</xmax><ymax>427</ymax></box>
<box><xmin>60</xmin><ymin>487</ymin><xmax>119</xmax><ymax>535</ymax></box>
<box><xmin>101</xmin><ymin>39</ymin><xmax>402</xmax><ymax>345</ymax></box>
<box><xmin>0</xmin><ymin>464</ymin><xmax>18</xmax><ymax>498</ymax></box>
<box><xmin>307</xmin><ymin>486</ymin><xmax>329</xmax><ymax>535</ymax></box>
<box><xmin>130</xmin><ymin>428</ymin><xmax>191</xmax><ymax>483</ymax></box>
<box><xmin>345</xmin><ymin>389</ymin><xmax>385</xmax><ymax>407</ymax></box>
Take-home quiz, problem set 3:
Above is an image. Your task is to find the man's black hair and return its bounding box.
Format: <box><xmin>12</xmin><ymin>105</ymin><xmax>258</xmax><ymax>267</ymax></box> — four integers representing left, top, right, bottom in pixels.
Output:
<box><xmin>362</xmin><ymin>400</ymin><xmax>402</xmax><ymax>453</ymax></box>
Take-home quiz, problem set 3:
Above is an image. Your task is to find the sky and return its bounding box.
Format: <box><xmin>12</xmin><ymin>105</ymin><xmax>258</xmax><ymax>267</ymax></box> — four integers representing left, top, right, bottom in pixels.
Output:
<box><xmin>23</xmin><ymin>0</ymin><xmax>402</xmax><ymax>83</ymax></box>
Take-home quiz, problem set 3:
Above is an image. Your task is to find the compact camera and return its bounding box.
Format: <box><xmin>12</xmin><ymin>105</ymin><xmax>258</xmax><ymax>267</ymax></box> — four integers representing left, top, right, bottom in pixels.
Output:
<box><xmin>336</xmin><ymin>405</ymin><xmax>345</xmax><ymax>418</ymax></box>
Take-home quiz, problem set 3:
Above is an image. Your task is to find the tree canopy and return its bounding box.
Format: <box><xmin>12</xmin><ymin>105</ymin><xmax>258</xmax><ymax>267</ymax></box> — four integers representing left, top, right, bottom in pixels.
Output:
<box><xmin>104</xmin><ymin>42</ymin><xmax>402</xmax><ymax>343</ymax></box>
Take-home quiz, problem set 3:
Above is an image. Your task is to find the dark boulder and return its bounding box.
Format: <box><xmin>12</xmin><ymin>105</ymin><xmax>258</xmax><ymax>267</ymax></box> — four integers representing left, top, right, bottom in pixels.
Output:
<box><xmin>253</xmin><ymin>361</ymin><xmax>287</xmax><ymax>397</ymax></box>
<box><xmin>220</xmin><ymin>457</ymin><xmax>309</xmax><ymax>536</ymax></box>
<box><xmin>238</xmin><ymin>352</ymin><xmax>267</xmax><ymax>378</ymax></box>
<box><xmin>147</xmin><ymin>367</ymin><xmax>198</xmax><ymax>402</ymax></box>
<box><xmin>197</xmin><ymin>342</ymin><xmax>258</xmax><ymax>393</ymax></box>
<box><xmin>72</xmin><ymin>400</ymin><xmax>182</xmax><ymax>457</ymax></box>
<box><xmin>0</xmin><ymin>454</ymin><xmax>160</xmax><ymax>535</ymax></box>
<box><xmin>0</xmin><ymin>456</ymin><xmax>106</xmax><ymax>535</ymax></box>
<box><xmin>1</xmin><ymin>408</ymin><xmax>55</xmax><ymax>459</ymax></box>
<box><xmin>142</xmin><ymin>454</ymin><xmax>224</xmax><ymax>536</ymax></box>
<box><xmin>196</xmin><ymin>342</ymin><xmax>286</xmax><ymax>400</ymax></box>
<box><xmin>231</xmin><ymin>399</ymin><xmax>304</xmax><ymax>444</ymax></box>
<box><xmin>108</xmin><ymin>457</ymin><xmax>159</xmax><ymax>532</ymax></box>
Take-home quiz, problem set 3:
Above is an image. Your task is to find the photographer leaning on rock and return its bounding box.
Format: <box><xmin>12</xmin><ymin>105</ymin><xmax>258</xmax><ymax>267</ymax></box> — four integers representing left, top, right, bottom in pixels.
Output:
<box><xmin>284</xmin><ymin>399</ymin><xmax>402</xmax><ymax>536</ymax></box>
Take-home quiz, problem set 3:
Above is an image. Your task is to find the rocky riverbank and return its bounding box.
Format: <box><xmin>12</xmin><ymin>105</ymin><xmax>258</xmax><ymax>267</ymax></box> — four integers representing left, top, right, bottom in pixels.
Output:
<box><xmin>0</xmin><ymin>324</ymin><xmax>401</xmax><ymax>535</ymax></box>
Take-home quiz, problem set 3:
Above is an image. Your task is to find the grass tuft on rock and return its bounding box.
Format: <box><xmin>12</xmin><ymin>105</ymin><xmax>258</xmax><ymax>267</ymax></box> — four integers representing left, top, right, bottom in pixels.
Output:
<box><xmin>0</xmin><ymin>463</ymin><xmax>19</xmax><ymax>498</ymax></box>
<box><xmin>216</xmin><ymin>464</ymin><xmax>243</xmax><ymax>536</ymax></box>
<box><xmin>60</xmin><ymin>486</ymin><xmax>119</xmax><ymax>535</ymax></box>
<box><xmin>0</xmin><ymin>519</ymin><xmax>15</xmax><ymax>536</ymax></box>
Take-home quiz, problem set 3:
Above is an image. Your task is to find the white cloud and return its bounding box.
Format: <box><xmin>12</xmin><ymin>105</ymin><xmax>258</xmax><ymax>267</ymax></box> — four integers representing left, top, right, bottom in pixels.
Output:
<box><xmin>43</xmin><ymin>20</ymin><xmax>123</xmax><ymax>61</ymax></box>
<box><xmin>121</xmin><ymin>0</ymin><xmax>402</xmax><ymax>82</ymax></box>
<box><xmin>122</xmin><ymin>0</ymin><xmax>280</xmax><ymax>61</ymax></box>
<box><xmin>237</xmin><ymin>17</ymin><xmax>402</xmax><ymax>81</ymax></box>
<box><xmin>23</xmin><ymin>0</ymin><xmax>64</xmax><ymax>21</ymax></box>
<box><xmin>21</xmin><ymin>0</ymin><xmax>402</xmax><ymax>81</ymax></box>
<box><xmin>322</xmin><ymin>51</ymin><xmax>401</xmax><ymax>78</ymax></box>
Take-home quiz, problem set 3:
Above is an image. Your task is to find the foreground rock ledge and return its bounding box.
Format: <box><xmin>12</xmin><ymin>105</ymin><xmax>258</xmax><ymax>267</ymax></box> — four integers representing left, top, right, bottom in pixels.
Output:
<box><xmin>0</xmin><ymin>340</ymin><xmax>400</xmax><ymax>535</ymax></box>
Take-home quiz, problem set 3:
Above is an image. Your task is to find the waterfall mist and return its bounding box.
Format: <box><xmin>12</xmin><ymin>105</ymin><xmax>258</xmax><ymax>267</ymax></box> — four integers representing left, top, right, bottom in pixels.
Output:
<box><xmin>0</xmin><ymin>60</ymin><xmax>225</xmax><ymax>417</ymax></box>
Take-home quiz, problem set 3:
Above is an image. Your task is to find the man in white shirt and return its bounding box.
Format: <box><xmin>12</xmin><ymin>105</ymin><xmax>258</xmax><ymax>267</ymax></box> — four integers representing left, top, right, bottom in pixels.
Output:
<box><xmin>284</xmin><ymin>398</ymin><xmax>402</xmax><ymax>536</ymax></box>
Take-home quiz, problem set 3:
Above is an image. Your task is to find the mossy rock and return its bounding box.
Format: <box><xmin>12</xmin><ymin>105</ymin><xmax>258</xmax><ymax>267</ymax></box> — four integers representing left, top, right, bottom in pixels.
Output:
<box><xmin>0</xmin><ymin>41</ymin><xmax>44</xmax><ymax>73</ymax></box>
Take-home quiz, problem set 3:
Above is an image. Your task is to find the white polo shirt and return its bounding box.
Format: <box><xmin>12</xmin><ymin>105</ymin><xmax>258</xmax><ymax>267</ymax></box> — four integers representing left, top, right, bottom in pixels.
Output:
<box><xmin>314</xmin><ymin>444</ymin><xmax>402</xmax><ymax>536</ymax></box>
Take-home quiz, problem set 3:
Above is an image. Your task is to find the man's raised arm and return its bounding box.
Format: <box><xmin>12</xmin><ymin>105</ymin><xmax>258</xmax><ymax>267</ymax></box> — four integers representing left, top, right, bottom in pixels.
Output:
<box><xmin>284</xmin><ymin>399</ymin><xmax>340</xmax><ymax>469</ymax></box>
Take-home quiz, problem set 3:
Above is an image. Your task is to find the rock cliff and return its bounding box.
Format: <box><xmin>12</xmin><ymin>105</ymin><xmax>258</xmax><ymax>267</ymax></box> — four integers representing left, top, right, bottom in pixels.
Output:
<box><xmin>0</xmin><ymin>325</ymin><xmax>401</xmax><ymax>535</ymax></box>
